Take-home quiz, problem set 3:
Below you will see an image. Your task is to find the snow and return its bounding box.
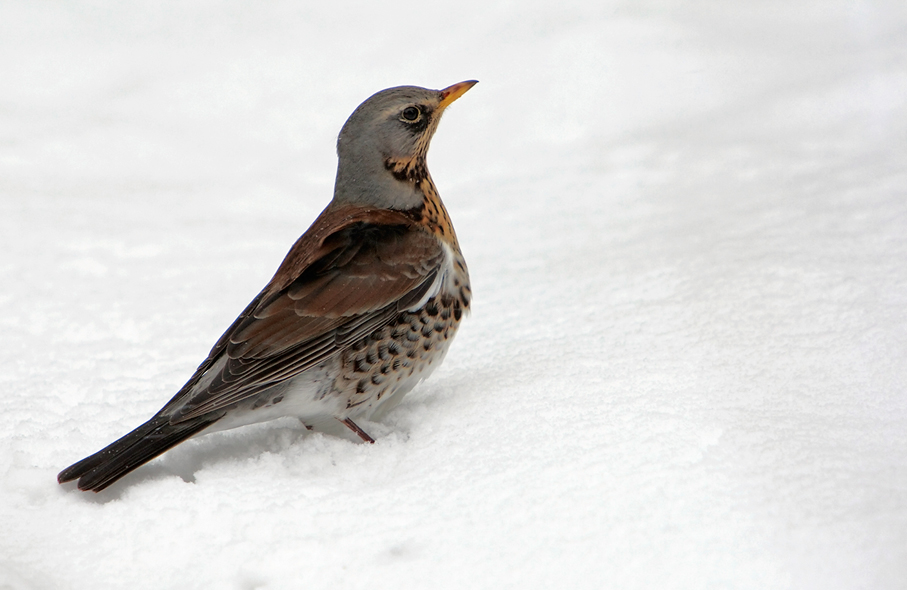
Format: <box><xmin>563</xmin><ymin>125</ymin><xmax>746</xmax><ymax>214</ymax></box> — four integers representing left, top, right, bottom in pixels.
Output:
<box><xmin>1</xmin><ymin>1</ymin><xmax>906</xmax><ymax>588</ymax></box>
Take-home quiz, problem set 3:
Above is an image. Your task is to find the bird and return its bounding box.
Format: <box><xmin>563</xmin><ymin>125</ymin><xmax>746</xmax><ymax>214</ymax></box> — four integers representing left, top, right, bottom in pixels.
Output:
<box><xmin>58</xmin><ymin>80</ymin><xmax>477</xmax><ymax>492</ymax></box>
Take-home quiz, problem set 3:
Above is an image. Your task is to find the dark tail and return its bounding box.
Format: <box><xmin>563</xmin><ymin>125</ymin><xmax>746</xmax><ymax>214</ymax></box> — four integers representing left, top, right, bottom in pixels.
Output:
<box><xmin>58</xmin><ymin>414</ymin><xmax>221</xmax><ymax>492</ymax></box>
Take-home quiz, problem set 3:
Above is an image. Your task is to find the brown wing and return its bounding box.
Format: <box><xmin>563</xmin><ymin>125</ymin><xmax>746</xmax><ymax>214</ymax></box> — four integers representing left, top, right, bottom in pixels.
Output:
<box><xmin>163</xmin><ymin>204</ymin><xmax>443</xmax><ymax>422</ymax></box>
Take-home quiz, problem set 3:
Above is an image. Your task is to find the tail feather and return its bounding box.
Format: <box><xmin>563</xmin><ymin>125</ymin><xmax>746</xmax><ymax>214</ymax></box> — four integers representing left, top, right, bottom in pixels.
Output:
<box><xmin>58</xmin><ymin>414</ymin><xmax>221</xmax><ymax>492</ymax></box>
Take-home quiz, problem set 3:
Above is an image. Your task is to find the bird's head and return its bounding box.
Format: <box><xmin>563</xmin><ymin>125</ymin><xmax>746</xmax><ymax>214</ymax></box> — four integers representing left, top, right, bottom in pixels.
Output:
<box><xmin>333</xmin><ymin>81</ymin><xmax>477</xmax><ymax>210</ymax></box>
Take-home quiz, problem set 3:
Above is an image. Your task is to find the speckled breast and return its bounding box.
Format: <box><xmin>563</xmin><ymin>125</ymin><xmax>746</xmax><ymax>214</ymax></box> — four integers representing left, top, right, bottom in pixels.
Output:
<box><xmin>336</xmin><ymin>292</ymin><xmax>468</xmax><ymax>416</ymax></box>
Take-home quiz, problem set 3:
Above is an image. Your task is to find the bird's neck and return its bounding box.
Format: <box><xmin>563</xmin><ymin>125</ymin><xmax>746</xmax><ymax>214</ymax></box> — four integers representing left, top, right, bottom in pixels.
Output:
<box><xmin>407</xmin><ymin>173</ymin><xmax>460</xmax><ymax>249</ymax></box>
<box><xmin>333</xmin><ymin>154</ymin><xmax>424</xmax><ymax>210</ymax></box>
<box><xmin>332</xmin><ymin>154</ymin><xmax>460</xmax><ymax>248</ymax></box>
<box><xmin>383</xmin><ymin>155</ymin><xmax>460</xmax><ymax>248</ymax></box>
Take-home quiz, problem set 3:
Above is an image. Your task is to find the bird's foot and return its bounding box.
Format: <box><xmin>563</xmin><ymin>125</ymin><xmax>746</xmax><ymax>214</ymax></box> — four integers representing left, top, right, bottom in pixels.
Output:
<box><xmin>340</xmin><ymin>417</ymin><xmax>375</xmax><ymax>443</ymax></box>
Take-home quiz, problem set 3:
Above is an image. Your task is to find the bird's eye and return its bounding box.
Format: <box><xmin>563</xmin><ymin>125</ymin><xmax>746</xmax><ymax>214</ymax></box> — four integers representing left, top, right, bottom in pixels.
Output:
<box><xmin>401</xmin><ymin>106</ymin><xmax>421</xmax><ymax>122</ymax></box>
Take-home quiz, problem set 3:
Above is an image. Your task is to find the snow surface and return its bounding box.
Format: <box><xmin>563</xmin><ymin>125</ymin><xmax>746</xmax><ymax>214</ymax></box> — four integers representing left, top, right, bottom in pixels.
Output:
<box><xmin>1</xmin><ymin>1</ymin><xmax>906</xmax><ymax>588</ymax></box>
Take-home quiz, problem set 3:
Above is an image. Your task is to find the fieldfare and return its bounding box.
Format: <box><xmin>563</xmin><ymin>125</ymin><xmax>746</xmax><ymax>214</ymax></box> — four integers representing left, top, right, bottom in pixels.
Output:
<box><xmin>58</xmin><ymin>81</ymin><xmax>477</xmax><ymax>492</ymax></box>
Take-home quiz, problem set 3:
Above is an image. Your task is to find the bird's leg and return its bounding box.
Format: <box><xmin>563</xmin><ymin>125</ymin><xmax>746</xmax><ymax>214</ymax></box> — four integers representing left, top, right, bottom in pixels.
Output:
<box><xmin>340</xmin><ymin>418</ymin><xmax>375</xmax><ymax>444</ymax></box>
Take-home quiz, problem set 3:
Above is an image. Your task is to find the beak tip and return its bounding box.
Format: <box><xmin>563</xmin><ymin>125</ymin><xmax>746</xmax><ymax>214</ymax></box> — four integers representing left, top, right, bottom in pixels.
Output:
<box><xmin>439</xmin><ymin>80</ymin><xmax>479</xmax><ymax>108</ymax></box>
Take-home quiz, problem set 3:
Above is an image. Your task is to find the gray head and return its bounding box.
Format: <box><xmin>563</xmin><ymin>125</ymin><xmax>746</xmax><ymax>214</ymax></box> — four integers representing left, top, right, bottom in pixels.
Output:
<box><xmin>332</xmin><ymin>81</ymin><xmax>477</xmax><ymax>210</ymax></box>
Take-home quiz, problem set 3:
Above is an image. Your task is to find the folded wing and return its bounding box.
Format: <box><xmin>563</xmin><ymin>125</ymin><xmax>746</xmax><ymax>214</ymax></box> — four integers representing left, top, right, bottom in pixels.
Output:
<box><xmin>168</xmin><ymin>205</ymin><xmax>444</xmax><ymax>421</ymax></box>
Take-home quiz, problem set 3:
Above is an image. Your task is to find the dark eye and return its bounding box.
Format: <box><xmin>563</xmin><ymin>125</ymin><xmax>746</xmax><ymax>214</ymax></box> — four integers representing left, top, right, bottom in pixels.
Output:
<box><xmin>401</xmin><ymin>106</ymin><xmax>421</xmax><ymax>122</ymax></box>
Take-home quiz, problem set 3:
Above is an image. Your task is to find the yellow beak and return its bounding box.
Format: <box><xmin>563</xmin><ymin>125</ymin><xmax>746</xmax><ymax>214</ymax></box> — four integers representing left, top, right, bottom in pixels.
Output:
<box><xmin>439</xmin><ymin>80</ymin><xmax>478</xmax><ymax>110</ymax></box>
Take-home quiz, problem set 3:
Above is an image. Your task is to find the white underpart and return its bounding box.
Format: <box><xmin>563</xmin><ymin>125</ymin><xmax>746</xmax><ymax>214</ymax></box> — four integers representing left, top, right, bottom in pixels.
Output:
<box><xmin>405</xmin><ymin>240</ymin><xmax>460</xmax><ymax>312</ymax></box>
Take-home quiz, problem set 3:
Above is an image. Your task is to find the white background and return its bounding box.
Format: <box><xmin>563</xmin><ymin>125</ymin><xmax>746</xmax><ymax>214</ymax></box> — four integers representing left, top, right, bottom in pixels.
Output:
<box><xmin>1</xmin><ymin>1</ymin><xmax>905</xmax><ymax>588</ymax></box>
